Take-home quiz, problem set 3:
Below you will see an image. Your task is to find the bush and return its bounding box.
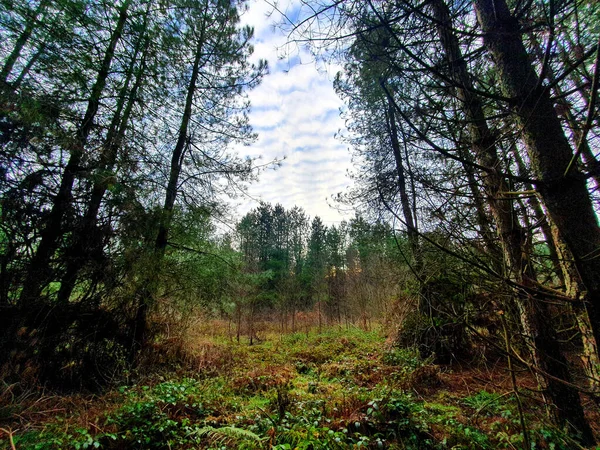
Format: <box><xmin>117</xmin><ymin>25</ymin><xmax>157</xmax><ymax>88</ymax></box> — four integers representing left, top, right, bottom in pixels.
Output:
<box><xmin>1</xmin><ymin>302</ymin><xmax>132</xmax><ymax>392</ymax></box>
<box><xmin>395</xmin><ymin>311</ymin><xmax>466</xmax><ymax>364</ymax></box>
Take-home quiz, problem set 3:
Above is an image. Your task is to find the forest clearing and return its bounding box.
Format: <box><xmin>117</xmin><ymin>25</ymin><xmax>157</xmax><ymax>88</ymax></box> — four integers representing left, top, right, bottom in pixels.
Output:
<box><xmin>3</xmin><ymin>321</ymin><xmax>599</xmax><ymax>449</ymax></box>
<box><xmin>2</xmin><ymin>0</ymin><xmax>600</xmax><ymax>448</ymax></box>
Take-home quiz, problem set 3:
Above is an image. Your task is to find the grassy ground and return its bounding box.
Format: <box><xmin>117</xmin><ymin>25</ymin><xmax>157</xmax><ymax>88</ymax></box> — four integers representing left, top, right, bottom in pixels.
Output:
<box><xmin>1</xmin><ymin>324</ymin><xmax>598</xmax><ymax>449</ymax></box>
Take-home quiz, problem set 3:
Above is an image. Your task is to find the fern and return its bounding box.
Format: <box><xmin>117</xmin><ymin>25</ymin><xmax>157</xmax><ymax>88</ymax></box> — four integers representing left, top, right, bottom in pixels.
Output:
<box><xmin>191</xmin><ymin>425</ymin><xmax>264</xmax><ymax>447</ymax></box>
<box><xmin>275</xmin><ymin>428</ymin><xmax>304</xmax><ymax>446</ymax></box>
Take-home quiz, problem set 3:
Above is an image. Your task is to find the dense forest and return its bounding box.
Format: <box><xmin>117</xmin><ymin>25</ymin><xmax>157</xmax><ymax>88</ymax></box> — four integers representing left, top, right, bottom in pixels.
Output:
<box><xmin>1</xmin><ymin>0</ymin><xmax>600</xmax><ymax>448</ymax></box>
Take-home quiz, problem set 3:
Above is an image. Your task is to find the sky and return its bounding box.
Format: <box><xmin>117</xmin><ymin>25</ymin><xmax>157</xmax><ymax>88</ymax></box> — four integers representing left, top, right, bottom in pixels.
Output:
<box><xmin>231</xmin><ymin>0</ymin><xmax>354</xmax><ymax>225</ymax></box>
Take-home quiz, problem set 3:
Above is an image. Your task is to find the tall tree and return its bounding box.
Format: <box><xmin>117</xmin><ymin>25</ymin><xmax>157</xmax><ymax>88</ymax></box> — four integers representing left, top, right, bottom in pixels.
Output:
<box><xmin>473</xmin><ymin>0</ymin><xmax>600</xmax><ymax>353</ymax></box>
<box><xmin>133</xmin><ymin>0</ymin><xmax>267</xmax><ymax>348</ymax></box>
<box><xmin>18</xmin><ymin>0</ymin><xmax>131</xmax><ymax>307</ymax></box>
<box><xmin>428</xmin><ymin>0</ymin><xmax>593</xmax><ymax>438</ymax></box>
<box><xmin>57</xmin><ymin>2</ymin><xmax>153</xmax><ymax>304</ymax></box>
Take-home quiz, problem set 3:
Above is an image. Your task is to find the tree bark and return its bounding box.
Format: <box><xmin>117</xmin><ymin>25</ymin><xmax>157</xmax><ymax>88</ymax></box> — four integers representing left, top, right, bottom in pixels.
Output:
<box><xmin>457</xmin><ymin>143</ymin><xmax>503</xmax><ymax>266</ymax></box>
<box><xmin>10</xmin><ymin>43</ymin><xmax>46</xmax><ymax>91</ymax></box>
<box><xmin>510</xmin><ymin>146</ymin><xmax>564</xmax><ymax>285</ymax></box>
<box><xmin>530</xmin><ymin>35</ymin><xmax>600</xmax><ymax>190</ymax></box>
<box><xmin>513</xmin><ymin>143</ymin><xmax>600</xmax><ymax>394</ymax></box>
<box><xmin>473</xmin><ymin>0</ymin><xmax>600</xmax><ymax>346</ymax></box>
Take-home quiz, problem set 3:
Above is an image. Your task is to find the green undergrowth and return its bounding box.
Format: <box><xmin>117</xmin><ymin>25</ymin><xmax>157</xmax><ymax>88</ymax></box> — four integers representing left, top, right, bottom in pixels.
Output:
<box><xmin>1</xmin><ymin>327</ymin><xmax>587</xmax><ymax>449</ymax></box>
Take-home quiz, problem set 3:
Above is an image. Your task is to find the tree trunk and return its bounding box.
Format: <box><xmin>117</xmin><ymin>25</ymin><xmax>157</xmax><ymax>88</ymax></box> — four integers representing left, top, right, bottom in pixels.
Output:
<box><xmin>385</xmin><ymin>95</ymin><xmax>423</xmax><ymax>272</ymax></box>
<box><xmin>433</xmin><ymin>0</ymin><xmax>594</xmax><ymax>442</ymax></box>
<box><xmin>57</xmin><ymin>31</ymin><xmax>150</xmax><ymax>304</ymax></box>
<box><xmin>18</xmin><ymin>0</ymin><xmax>130</xmax><ymax>307</ymax></box>
<box><xmin>473</xmin><ymin>0</ymin><xmax>597</xmax><ymax>443</ymax></box>
<box><xmin>474</xmin><ymin>0</ymin><xmax>600</xmax><ymax>350</ymax></box>
<box><xmin>530</xmin><ymin>35</ymin><xmax>600</xmax><ymax>190</ymax></box>
<box><xmin>291</xmin><ymin>302</ymin><xmax>296</xmax><ymax>332</ymax></box>
<box><xmin>236</xmin><ymin>304</ymin><xmax>241</xmax><ymax>343</ymax></box>
<box><xmin>510</xmin><ymin>146</ymin><xmax>564</xmax><ymax>285</ymax></box>
<box><xmin>154</xmin><ymin>39</ymin><xmax>204</xmax><ymax>255</ymax></box>
<box><xmin>133</xmin><ymin>24</ymin><xmax>207</xmax><ymax>350</ymax></box>
<box><xmin>12</xmin><ymin>43</ymin><xmax>45</xmax><ymax>91</ymax></box>
<box><xmin>513</xmin><ymin>143</ymin><xmax>600</xmax><ymax>394</ymax></box>
<box><xmin>0</xmin><ymin>0</ymin><xmax>48</xmax><ymax>86</ymax></box>
<box><xmin>549</xmin><ymin>220</ymin><xmax>600</xmax><ymax>396</ymax></box>
<box><xmin>458</xmin><ymin>144</ymin><xmax>503</xmax><ymax>265</ymax></box>
<box><xmin>557</xmin><ymin>37</ymin><xmax>600</xmax><ymax>130</ymax></box>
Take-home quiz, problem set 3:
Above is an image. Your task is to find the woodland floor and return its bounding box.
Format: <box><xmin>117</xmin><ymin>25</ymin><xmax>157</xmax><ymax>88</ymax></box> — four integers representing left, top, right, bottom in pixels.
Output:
<box><xmin>1</xmin><ymin>323</ymin><xmax>599</xmax><ymax>449</ymax></box>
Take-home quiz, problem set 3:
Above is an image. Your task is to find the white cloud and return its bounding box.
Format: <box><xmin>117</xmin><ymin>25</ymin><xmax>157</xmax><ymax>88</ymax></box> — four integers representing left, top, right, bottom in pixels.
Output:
<box><xmin>227</xmin><ymin>0</ymin><xmax>352</xmax><ymax>225</ymax></box>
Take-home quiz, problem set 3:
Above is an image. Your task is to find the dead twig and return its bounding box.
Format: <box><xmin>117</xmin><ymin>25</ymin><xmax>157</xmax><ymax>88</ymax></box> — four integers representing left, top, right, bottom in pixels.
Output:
<box><xmin>0</xmin><ymin>427</ymin><xmax>17</xmax><ymax>450</ymax></box>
